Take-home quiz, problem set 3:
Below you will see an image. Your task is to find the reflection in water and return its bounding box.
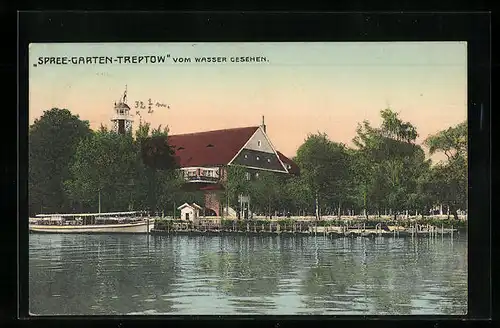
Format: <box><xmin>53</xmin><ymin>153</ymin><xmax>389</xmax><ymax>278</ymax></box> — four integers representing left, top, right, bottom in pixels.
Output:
<box><xmin>29</xmin><ymin>233</ymin><xmax>467</xmax><ymax>315</ymax></box>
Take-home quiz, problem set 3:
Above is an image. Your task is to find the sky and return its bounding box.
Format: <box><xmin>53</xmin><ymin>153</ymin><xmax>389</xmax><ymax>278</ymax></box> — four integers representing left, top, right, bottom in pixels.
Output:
<box><xmin>29</xmin><ymin>42</ymin><xmax>467</xmax><ymax>161</ymax></box>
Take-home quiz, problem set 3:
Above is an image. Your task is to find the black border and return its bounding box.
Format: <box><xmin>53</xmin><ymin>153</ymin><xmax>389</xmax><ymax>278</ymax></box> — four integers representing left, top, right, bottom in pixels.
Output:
<box><xmin>17</xmin><ymin>11</ymin><xmax>491</xmax><ymax>325</ymax></box>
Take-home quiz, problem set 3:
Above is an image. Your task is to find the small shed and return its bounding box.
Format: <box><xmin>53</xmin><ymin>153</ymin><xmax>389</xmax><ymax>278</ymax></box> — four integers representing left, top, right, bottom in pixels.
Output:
<box><xmin>177</xmin><ymin>203</ymin><xmax>202</xmax><ymax>221</ymax></box>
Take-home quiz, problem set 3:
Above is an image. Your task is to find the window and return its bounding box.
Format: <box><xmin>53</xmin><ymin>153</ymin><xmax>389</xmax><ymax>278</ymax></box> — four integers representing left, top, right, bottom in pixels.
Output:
<box><xmin>244</xmin><ymin>154</ymin><xmax>248</xmax><ymax>159</ymax></box>
<box><xmin>256</xmin><ymin>156</ymin><xmax>260</xmax><ymax>161</ymax></box>
<box><xmin>267</xmin><ymin>158</ymin><xmax>271</xmax><ymax>163</ymax></box>
<box><xmin>255</xmin><ymin>172</ymin><xmax>259</xmax><ymax>178</ymax></box>
<box><xmin>257</xmin><ymin>140</ymin><xmax>262</xmax><ymax>147</ymax></box>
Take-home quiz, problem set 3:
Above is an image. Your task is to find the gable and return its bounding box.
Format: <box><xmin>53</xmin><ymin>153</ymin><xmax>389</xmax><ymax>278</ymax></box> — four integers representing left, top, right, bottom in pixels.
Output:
<box><xmin>243</xmin><ymin>128</ymin><xmax>274</xmax><ymax>153</ymax></box>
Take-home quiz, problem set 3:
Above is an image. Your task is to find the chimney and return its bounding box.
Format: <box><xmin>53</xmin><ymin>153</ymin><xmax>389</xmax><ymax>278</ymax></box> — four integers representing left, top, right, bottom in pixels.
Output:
<box><xmin>261</xmin><ymin>115</ymin><xmax>266</xmax><ymax>133</ymax></box>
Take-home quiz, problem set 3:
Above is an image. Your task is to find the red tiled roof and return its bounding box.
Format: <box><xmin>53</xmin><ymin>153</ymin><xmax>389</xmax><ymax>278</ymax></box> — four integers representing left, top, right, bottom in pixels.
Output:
<box><xmin>277</xmin><ymin>151</ymin><xmax>300</xmax><ymax>175</ymax></box>
<box><xmin>168</xmin><ymin>126</ymin><xmax>259</xmax><ymax>167</ymax></box>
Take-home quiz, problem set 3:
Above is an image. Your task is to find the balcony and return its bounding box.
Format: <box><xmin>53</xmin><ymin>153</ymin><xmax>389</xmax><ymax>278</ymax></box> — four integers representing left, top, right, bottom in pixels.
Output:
<box><xmin>182</xmin><ymin>167</ymin><xmax>220</xmax><ymax>184</ymax></box>
<box><xmin>185</xmin><ymin>175</ymin><xmax>220</xmax><ymax>183</ymax></box>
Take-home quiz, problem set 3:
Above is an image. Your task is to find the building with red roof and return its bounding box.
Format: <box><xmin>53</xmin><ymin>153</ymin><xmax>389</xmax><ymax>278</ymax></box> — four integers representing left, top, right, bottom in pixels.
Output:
<box><xmin>168</xmin><ymin>117</ymin><xmax>299</xmax><ymax>217</ymax></box>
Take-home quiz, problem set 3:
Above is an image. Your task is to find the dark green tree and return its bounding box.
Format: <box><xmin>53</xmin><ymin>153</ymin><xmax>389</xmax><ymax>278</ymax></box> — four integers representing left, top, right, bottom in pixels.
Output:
<box><xmin>221</xmin><ymin>165</ymin><xmax>252</xmax><ymax>218</ymax></box>
<box><xmin>64</xmin><ymin>127</ymin><xmax>136</xmax><ymax>212</ymax></box>
<box><xmin>352</xmin><ymin>109</ymin><xmax>427</xmax><ymax>219</ymax></box>
<box><xmin>29</xmin><ymin>108</ymin><xmax>92</xmax><ymax>215</ymax></box>
<box><xmin>295</xmin><ymin>133</ymin><xmax>350</xmax><ymax>219</ymax></box>
<box><xmin>133</xmin><ymin>123</ymin><xmax>179</xmax><ymax>213</ymax></box>
<box><xmin>424</xmin><ymin>122</ymin><xmax>467</xmax><ymax>219</ymax></box>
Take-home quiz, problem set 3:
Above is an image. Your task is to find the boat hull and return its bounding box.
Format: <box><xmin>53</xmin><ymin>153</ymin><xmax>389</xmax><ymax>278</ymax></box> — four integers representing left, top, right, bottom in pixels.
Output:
<box><xmin>29</xmin><ymin>221</ymin><xmax>152</xmax><ymax>234</ymax></box>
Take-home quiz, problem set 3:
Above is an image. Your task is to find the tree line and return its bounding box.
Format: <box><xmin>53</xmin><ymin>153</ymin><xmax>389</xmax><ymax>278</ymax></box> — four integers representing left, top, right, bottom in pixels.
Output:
<box><xmin>28</xmin><ymin>108</ymin><xmax>467</xmax><ymax>220</ymax></box>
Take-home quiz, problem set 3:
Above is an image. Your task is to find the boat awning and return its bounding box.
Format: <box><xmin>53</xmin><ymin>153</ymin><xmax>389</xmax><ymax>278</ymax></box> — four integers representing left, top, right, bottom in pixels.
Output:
<box><xmin>35</xmin><ymin>211</ymin><xmax>145</xmax><ymax>218</ymax></box>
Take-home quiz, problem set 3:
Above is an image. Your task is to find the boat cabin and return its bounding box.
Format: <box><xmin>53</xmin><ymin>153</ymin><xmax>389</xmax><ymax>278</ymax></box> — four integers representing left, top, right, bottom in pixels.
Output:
<box><xmin>30</xmin><ymin>211</ymin><xmax>148</xmax><ymax>226</ymax></box>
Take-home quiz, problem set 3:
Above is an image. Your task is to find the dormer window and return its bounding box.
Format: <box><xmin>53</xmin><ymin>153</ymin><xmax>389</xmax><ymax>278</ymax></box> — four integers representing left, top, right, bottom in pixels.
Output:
<box><xmin>244</xmin><ymin>154</ymin><xmax>248</xmax><ymax>159</ymax></box>
<box><xmin>207</xmin><ymin>144</ymin><xmax>214</xmax><ymax>148</ymax></box>
<box><xmin>267</xmin><ymin>158</ymin><xmax>271</xmax><ymax>163</ymax></box>
<box><xmin>257</xmin><ymin>140</ymin><xmax>262</xmax><ymax>147</ymax></box>
<box><xmin>256</xmin><ymin>156</ymin><xmax>260</xmax><ymax>161</ymax></box>
<box><xmin>287</xmin><ymin>164</ymin><xmax>291</xmax><ymax>169</ymax></box>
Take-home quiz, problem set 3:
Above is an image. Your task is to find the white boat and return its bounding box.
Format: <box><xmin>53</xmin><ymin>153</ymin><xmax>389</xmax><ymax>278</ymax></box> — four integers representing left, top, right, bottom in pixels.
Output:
<box><xmin>29</xmin><ymin>211</ymin><xmax>155</xmax><ymax>234</ymax></box>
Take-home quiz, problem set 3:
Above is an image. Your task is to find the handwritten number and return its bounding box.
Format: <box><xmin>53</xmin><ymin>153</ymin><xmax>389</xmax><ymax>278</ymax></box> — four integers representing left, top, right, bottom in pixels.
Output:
<box><xmin>134</xmin><ymin>99</ymin><xmax>168</xmax><ymax>110</ymax></box>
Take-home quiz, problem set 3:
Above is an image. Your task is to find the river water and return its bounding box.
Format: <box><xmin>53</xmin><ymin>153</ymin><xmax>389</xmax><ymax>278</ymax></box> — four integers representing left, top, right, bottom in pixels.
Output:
<box><xmin>29</xmin><ymin>233</ymin><xmax>467</xmax><ymax>316</ymax></box>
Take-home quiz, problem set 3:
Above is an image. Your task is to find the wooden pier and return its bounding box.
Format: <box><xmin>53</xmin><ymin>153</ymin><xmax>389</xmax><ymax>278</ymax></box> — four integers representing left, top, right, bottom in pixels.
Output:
<box><xmin>150</xmin><ymin>221</ymin><xmax>459</xmax><ymax>238</ymax></box>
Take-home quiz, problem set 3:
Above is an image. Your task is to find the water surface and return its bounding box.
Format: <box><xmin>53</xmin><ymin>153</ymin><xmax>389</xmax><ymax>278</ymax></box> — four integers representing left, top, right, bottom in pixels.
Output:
<box><xmin>29</xmin><ymin>233</ymin><xmax>467</xmax><ymax>315</ymax></box>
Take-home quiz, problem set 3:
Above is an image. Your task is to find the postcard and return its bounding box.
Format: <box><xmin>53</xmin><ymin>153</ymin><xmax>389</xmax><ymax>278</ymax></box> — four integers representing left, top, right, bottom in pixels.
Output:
<box><xmin>28</xmin><ymin>42</ymin><xmax>467</xmax><ymax>316</ymax></box>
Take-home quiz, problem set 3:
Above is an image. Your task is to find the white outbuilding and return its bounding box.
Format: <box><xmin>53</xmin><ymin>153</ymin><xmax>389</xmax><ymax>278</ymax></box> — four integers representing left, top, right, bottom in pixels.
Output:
<box><xmin>177</xmin><ymin>203</ymin><xmax>202</xmax><ymax>221</ymax></box>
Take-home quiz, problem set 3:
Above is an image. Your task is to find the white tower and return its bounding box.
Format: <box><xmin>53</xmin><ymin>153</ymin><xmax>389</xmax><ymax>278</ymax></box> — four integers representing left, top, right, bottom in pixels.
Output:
<box><xmin>111</xmin><ymin>86</ymin><xmax>134</xmax><ymax>134</ymax></box>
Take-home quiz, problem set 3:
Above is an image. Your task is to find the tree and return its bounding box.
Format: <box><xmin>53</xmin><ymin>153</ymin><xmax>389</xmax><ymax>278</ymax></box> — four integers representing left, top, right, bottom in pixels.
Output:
<box><xmin>424</xmin><ymin>121</ymin><xmax>467</xmax><ymax>219</ymax></box>
<box><xmin>425</xmin><ymin>122</ymin><xmax>467</xmax><ymax>162</ymax></box>
<box><xmin>352</xmin><ymin>108</ymin><xmax>426</xmax><ymax>219</ymax></box>
<box><xmin>222</xmin><ymin>165</ymin><xmax>251</xmax><ymax>217</ymax></box>
<box><xmin>64</xmin><ymin>128</ymin><xmax>137</xmax><ymax>212</ymax></box>
<box><xmin>29</xmin><ymin>108</ymin><xmax>92</xmax><ymax>215</ymax></box>
<box><xmin>250</xmin><ymin>171</ymin><xmax>282</xmax><ymax>218</ymax></box>
<box><xmin>134</xmin><ymin>122</ymin><xmax>179</xmax><ymax>213</ymax></box>
<box><xmin>295</xmin><ymin>133</ymin><xmax>350</xmax><ymax>219</ymax></box>
<box><xmin>281</xmin><ymin>175</ymin><xmax>314</xmax><ymax>216</ymax></box>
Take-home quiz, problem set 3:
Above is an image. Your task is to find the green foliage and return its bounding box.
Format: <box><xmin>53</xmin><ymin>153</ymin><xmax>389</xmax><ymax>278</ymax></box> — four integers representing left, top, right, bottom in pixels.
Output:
<box><xmin>64</xmin><ymin>128</ymin><xmax>137</xmax><ymax>212</ymax></box>
<box><xmin>295</xmin><ymin>133</ymin><xmax>351</xmax><ymax>218</ymax></box>
<box><xmin>64</xmin><ymin>121</ymin><xmax>181</xmax><ymax>213</ymax></box>
<box><xmin>424</xmin><ymin>121</ymin><xmax>467</xmax><ymax>219</ymax></box>
<box><xmin>223</xmin><ymin>165</ymin><xmax>251</xmax><ymax>207</ymax></box>
<box><xmin>29</xmin><ymin>108</ymin><xmax>92</xmax><ymax>214</ymax></box>
<box><xmin>349</xmin><ymin>109</ymin><xmax>433</xmax><ymax>217</ymax></box>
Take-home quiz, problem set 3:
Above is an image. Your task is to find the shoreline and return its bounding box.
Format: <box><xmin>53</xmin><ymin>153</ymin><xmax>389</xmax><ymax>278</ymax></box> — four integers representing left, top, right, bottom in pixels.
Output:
<box><xmin>149</xmin><ymin>228</ymin><xmax>464</xmax><ymax>238</ymax></box>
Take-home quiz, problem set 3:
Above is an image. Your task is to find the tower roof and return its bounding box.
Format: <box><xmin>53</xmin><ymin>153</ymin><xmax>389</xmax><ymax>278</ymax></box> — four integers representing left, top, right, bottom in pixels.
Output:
<box><xmin>115</xmin><ymin>102</ymin><xmax>130</xmax><ymax>110</ymax></box>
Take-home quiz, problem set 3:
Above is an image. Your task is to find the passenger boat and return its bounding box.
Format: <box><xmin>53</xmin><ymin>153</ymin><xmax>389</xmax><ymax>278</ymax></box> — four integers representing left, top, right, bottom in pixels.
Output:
<box><xmin>29</xmin><ymin>211</ymin><xmax>154</xmax><ymax>234</ymax></box>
